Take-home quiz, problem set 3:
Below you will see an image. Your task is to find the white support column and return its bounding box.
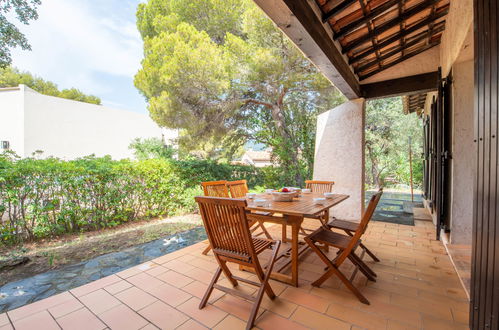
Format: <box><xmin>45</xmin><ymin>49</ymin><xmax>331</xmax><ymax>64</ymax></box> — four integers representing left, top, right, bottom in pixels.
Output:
<box><xmin>314</xmin><ymin>98</ymin><xmax>365</xmax><ymax>221</ymax></box>
<box><xmin>449</xmin><ymin>59</ymin><xmax>474</xmax><ymax>244</ymax></box>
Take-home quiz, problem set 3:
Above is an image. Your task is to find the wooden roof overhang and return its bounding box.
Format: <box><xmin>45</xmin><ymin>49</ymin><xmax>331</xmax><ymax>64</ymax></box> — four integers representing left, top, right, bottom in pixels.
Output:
<box><xmin>253</xmin><ymin>0</ymin><xmax>447</xmax><ymax>100</ymax></box>
<box><xmin>403</xmin><ymin>92</ymin><xmax>427</xmax><ymax>114</ymax></box>
<box><xmin>318</xmin><ymin>0</ymin><xmax>449</xmax><ymax>80</ymax></box>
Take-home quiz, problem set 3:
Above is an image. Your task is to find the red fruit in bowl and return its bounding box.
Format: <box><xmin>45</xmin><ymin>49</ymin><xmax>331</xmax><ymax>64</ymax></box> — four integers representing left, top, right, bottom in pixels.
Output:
<box><xmin>282</xmin><ymin>187</ymin><xmax>289</xmax><ymax>192</ymax></box>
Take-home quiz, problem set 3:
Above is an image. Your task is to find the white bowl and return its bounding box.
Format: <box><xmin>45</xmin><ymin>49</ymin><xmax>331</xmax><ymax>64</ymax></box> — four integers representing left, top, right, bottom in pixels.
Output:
<box><xmin>302</xmin><ymin>189</ymin><xmax>311</xmax><ymax>193</ymax></box>
<box><xmin>272</xmin><ymin>192</ymin><xmax>295</xmax><ymax>202</ymax></box>
<box><xmin>254</xmin><ymin>199</ymin><xmax>267</xmax><ymax>207</ymax></box>
<box><xmin>265</xmin><ymin>189</ymin><xmax>274</xmax><ymax>194</ymax></box>
<box><xmin>324</xmin><ymin>192</ymin><xmax>334</xmax><ymax>199</ymax></box>
<box><xmin>313</xmin><ymin>197</ymin><xmax>326</xmax><ymax>205</ymax></box>
<box><xmin>246</xmin><ymin>193</ymin><xmax>256</xmax><ymax>199</ymax></box>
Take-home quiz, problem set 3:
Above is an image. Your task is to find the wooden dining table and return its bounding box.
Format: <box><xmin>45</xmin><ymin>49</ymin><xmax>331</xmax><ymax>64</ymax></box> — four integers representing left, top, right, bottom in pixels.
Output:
<box><xmin>244</xmin><ymin>192</ymin><xmax>349</xmax><ymax>287</ymax></box>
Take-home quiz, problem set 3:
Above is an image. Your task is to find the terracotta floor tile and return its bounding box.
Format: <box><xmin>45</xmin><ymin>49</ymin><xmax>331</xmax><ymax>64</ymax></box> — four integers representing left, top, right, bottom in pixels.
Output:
<box><xmin>281</xmin><ymin>287</ymin><xmax>330</xmax><ymax>313</ymax></box>
<box><xmin>140</xmin><ymin>324</ymin><xmax>159</xmax><ymax>330</ymax></box>
<box><xmin>70</xmin><ymin>275</ymin><xmax>121</xmax><ymax>297</ymax></box>
<box><xmin>156</xmin><ymin>270</ymin><xmax>193</xmax><ymax>288</ymax></box>
<box><xmin>8</xmin><ymin>292</ymin><xmax>74</xmax><ymax>321</ymax></box>
<box><xmin>391</xmin><ymin>292</ymin><xmax>453</xmax><ymax>321</ymax></box>
<box><xmin>260</xmin><ymin>295</ymin><xmax>298</xmax><ymax>318</ymax></box>
<box><xmin>0</xmin><ymin>324</ymin><xmax>13</xmax><ymax>330</ymax></box>
<box><xmin>326</xmin><ymin>302</ymin><xmax>388</xmax><ymax>329</ymax></box>
<box><xmin>145</xmin><ymin>265</ymin><xmax>169</xmax><ymax>277</ymax></box>
<box><xmin>182</xmin><ymin>281</ymin><xmax>224</xmax><ymax>302</ymax></box>
<box><xmin>175</xmin><ymin>319</ymin><xmax>207</xmax><ymax>330</ymax></box>
<box><xmin>79</xmin><ymin>289</ymin><xmax>122</xmax><ymax>314</ymax></box>
<box><xmin>56</xmin><ymin>308</ymin><xmax>106</xmax><ymax>330</ymax></box>
<box><xmin>255</xmin><ymin>311</ymin><xmax>307</xmax><ymax>330</ymax></box>
<box><xmin>387</xmin><ymin>319</ymin><xmax>419</xmax><ymax>330</ymax></box>
<box><xmin>12</xmin><ymin>311</ymin><xmax>60</xmax><ymax>330</ymax></box>
<box><xmin>146</xmin><ymin>283</ymin><xmax>191</xmax><ymax>307</ymax></box>
<box><xmin>213</xmin><ymin>294</ymin><xmax>263</xmax><ymax>322</ymax></box>
<box><xmin>290</xmin><ymin>306</ymin><xmax>351</xmax><ymax>330</ymax></box>
<box><xmin>138</xmin><ymin>300</ymin><xmax>189</xmax><ymax>329</ymax></box>
<box><xmin>213</xmin><ymin>315</ymin><xmax>246</xmax><ymax>330</ymax></box>
<box><xmin>114</xmin><ymin>286</ymin><xmax>157</xmax><ymax>311</ymax></box>
<box><xmin>356</xmin><ymin>300</ymin><xmax>422</xmax><ymax>327</ymax></box>
<box><xmin>126</xmin><ymin>273</ymin><xmax>165</xmax><ymax>292</ymax></box>
<box><xmin>183</xmin><ymin>268</ymin><xmax>215</xmax><ymax>284</ymax></box>
<box><xmin>163</xmin><ymin>259</ymin><xmax>196</xmax><ymax>274</ymax></box>
<box><xmin>99</xmin><ymin>304</ymin><xmax>148</xmax><ymax>330</ymax></box>
<box><xmin>48</xmin><ymin>298</ymin><xmax>84</xmax><ymax>318</ymax></box>
<box><xmin>0</xmin><ymin>314</ymin><xmax>10</xmax><ymax>327</ymax></box>
<box><xmin>104</xmin><ymin>280</ymin><xmax>133</xmax><ymax>295</ymax></box>
<box><xmin>421</xmin><ymin>313</ymin><xmax>469</xmax><ymax>330</ymax></box>
<box><xmin>177</xmin><ymin>297</ymin><xmax>227</xmax><ymax>328</ymax></box>
<box><xmin>452</xmin><ymin>308</ymin><xmax>470</xmax><ymax>325</ymax></box>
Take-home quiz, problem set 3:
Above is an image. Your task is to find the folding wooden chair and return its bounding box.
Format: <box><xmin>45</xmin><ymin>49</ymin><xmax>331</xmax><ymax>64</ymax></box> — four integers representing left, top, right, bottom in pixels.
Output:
<box><xmin>227</xmin><ymin>180</ymin><xmax>273</xmax><ymax>240</ymax></box>
<box><xmin>327</xmin><ymin>188</ymin><xmax>383</xmax><ymax>262</ymax></box>
<box><xmin>195</xmin><ymin>196</ymin><xmax>281</xmax><ymax>330</ymax></box>
<box><xmin>305</xmin><ymin>180</ymin><xmax>335</xmax><ymax>193</ymax></box>
<box><xmin>298</xmin><ymin>180</ymin><xmax>335</xmax><ymax>239</ymax></box>
<box><xmin>304</xmin><ymin>189</ymin><xmax>383</xmax><ymax>304</ymax></box>
<box><xmin>201</xmin><ymin>180</ymin><xmax>230</xmax><ymax>197</ymax></box>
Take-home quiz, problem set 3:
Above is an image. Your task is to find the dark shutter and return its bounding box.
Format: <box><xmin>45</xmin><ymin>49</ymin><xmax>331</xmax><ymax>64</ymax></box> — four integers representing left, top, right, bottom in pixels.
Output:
<box><xmin>471</xmin><ymin>0</ymin><xmax>499</xmax><ymax>328</ymax></box>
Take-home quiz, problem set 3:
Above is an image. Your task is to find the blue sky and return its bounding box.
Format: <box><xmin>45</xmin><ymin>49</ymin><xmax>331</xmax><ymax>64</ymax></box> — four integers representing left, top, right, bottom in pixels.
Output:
<box><xmin>10</xmin><ymin>0</ymin><xmax>148</xmax><ymax>114</ymax></box>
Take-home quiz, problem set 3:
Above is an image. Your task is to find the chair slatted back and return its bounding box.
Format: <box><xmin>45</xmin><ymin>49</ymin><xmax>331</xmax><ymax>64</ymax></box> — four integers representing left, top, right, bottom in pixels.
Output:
<box><xmin>305</xmin><ymin>180</ymin><xmax>335</xmax><ymax>193</ymax></box>
<box><xmin>335</xmin><ymin>189</ymin><xmax>383</xmax><ymax>265</ymax></box>
<box><xmin>195</xmin><ymin>196</ymin><xmax>256</xmax><ymax>261</ymax></box>
<box><xmin>201</xmin><ymin>180</ymin><xmax>230</xmax><ymax>197</ymax></box>
<box><xmin>227</xmin><ymin>180</ymin><xmax>249</xmax><ymax>198</ymax></box>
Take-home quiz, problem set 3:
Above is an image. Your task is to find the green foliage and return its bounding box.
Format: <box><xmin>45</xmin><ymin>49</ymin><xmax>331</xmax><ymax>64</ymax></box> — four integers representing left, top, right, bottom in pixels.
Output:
<box><xmin>129</xmin><ymin>137</ymin><xmax>175</xmax><ymax>160</ymax></box>
<box><xmin>0</xmin><ymin>0</ymin><xmax>41</xmax><ymax>67</ymax></box>
<box><xmin>365</xmin><ymin>97</ymin><xmax>424</xmax><ymax>188</ymax></box>
<box><xmin>134</xmin><ymin>0</ymin><xmax>345</xmax><ymax>186</ymax></box>
<box><xmin>0</xmin><ymin>67</ymin><xmax>102</xmax><ymax>104</ymax></box>
<box><xmin>0</xmin><ymin>153</ymin><xmax>265</xmax><ymax>245</ymax></box>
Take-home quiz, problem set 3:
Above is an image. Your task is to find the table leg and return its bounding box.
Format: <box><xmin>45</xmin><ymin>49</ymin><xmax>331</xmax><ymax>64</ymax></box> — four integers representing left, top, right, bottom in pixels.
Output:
<box><xmin>290</xmin><ymin>217</ymin><xmax>302</xmax><ymax>287</ymax></box>
<box><xmin>282</xmin><ymin>224</ymin><xmax>287</xmax><ymax>243</ymax></box>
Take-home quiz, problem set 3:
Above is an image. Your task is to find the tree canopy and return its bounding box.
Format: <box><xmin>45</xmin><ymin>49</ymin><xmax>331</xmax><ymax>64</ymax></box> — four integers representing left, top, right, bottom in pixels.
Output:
<box><xmin>0</xmin><ymin>67</ymin><xmax>101</xmax><ymax>105</ymax></box>
<box><xmin>0</xmin><ymin>0</ymin><xmax>41</xmax><ymax>68</ymax></box>
<box><xmin>135</xmin><ymin>0</ymin><xmax>345</xmax><ymax>185</ymax></box>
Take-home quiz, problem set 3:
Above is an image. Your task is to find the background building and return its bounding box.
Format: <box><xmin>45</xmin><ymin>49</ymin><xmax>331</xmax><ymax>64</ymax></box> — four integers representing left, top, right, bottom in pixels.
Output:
<box><xmin>0</xmin><ymin>85</ymin><xmax>176</xmax><ymax>159</ymax></box>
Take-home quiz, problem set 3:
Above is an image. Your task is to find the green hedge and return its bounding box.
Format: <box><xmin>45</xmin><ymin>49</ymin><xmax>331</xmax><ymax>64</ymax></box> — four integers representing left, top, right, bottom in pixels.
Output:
<box><xmin>0</xmin><ymin>155</ymin><xmax>264</xmax><ymax>244</ymax></box>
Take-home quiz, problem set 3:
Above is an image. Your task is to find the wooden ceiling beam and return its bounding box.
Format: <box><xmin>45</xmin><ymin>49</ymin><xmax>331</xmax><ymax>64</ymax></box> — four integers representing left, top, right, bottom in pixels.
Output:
<box><xmin>322</xmin><ymin>0</ymin><xmax>358</xmax><ymax>22</ymax></box>
<box><xmin>334</xmin><ymin>0</ymin><xmax>400</xmax><ymax>40</ymax></box>
<box><xmin>342</xmin><ymin>0</ymin><xmax>447</xmax><ymax>53</ymax></box>
<box><xmin>349</xmin><ymin>20</ymin><xmax>445</xmax><ymax>65</ymax></box>
<box><xmin>359</xmin><ymin>41</ymin><xmax>440</xmax><ymax>80</ymax></box>
<box><xmin>354</xmin><ymin>24</ymin><xmax>445</xmax><ymax>73</ymax></box>
<box><xmin>361</xmin><ymin>72</ymin><xmax>439</xmax><ymax>99</ymax></box>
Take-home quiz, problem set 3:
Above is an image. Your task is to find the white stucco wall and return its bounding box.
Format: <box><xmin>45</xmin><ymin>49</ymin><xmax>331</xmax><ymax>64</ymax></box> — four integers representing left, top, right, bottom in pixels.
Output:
<box><xmin>1</xmin><ymin>85</ymin><xmax>175</xmax><ymax>160</ymax></box>
<box><xmin>449</xmin><ymin>60</ymin><xmax>474</xmax><ymax>244</ymax></box>
<box><xmin>314</xmin><ymin>99</ymin><xmax>365</xmax><ymax>221</ymax></box>
<box><xmin>0</xmin><ymin>87</ymin><xmax>25</xmax><ymax>156</ymax></box>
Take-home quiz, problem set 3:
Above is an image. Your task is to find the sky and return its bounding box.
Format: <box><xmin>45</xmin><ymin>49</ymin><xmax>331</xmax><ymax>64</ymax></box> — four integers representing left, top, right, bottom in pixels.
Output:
<box><xmin>10</xmin><ymin>0</ymin><xmax>148</xmax><ymax>114</ymax></box>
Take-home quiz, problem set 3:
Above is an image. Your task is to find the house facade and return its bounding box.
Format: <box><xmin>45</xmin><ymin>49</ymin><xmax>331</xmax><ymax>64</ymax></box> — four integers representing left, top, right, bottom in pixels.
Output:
<box><xmin>254</xmin><ymin>0</ymin><xmax>496</xmax><ymax>328</ymax></box>
<box><xmin>0</xmin><ymin>85</ymin><xmax>176</xmax><ymax>160</ymax></box>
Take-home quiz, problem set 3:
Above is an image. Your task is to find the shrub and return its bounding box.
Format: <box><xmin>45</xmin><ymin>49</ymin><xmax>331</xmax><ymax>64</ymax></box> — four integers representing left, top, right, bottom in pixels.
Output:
<box><xmin>0</xmin><ymin>155</ymin><xmax>263</xmax><ymax>245</ymax></box>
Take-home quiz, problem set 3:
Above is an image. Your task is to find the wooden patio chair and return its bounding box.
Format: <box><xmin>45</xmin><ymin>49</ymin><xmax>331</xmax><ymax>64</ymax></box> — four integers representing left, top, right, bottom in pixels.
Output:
<box><xmin>195</xmin><ymin>196</ymin><xmax>281</xmax><ymax>330</ymax></box>
<box><xmin>326</xmin><ymin>188</ymin><xmax>384</xmax><ymax>262</ymax></box>
<box><xmin>305</xmin><ymin>180</ymin><xmax>335</xmax><ymax>193</ymax></box>
<box><xmin>201</xmin><ymin>181</ymin><xmax>230</xmax><ymax>255</ymax></box>
<box><xmin>201</xmin><ymin>180</ymin><xmax>230</xmax><ymax>197</ymax></box>
<box><xmin>304</xmin><ymin>189</ymin><xmax>383</xmax><ymax>305</ymax></box>
<box><xmin>227</xmin><ymin>180</ymin><xmax>273</xmax><ymax>240</ymax></box>
<box><xmin>297</xmin><ymin>180</ymin><xmax>336</xmax><ymax>238</ymax></box>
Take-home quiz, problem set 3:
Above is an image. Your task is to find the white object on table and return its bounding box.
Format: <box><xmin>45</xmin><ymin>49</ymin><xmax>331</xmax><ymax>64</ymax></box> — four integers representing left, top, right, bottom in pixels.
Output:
<box><xmin>313</xmin><ymin>197</ymin><xmax>326</xmax><ymax>205</ymax></box>
<box><xmin>254</xmin><ymin>199</ymin><xmax>267</xmax><ymax>207</ymax></box>
<box><xmin>246</xmin><ymin>193</ymin><xmax>256</xmax><ymax>199</ymax></box>
<box><xmin>324</xmin><ymin>192</ymin><xmax>334</xmax><ymax>199</ymax></box>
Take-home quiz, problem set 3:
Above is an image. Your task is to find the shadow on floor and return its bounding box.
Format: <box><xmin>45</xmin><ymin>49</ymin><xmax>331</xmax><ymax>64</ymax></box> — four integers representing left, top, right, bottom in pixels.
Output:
<box><xmin>366</xmin><ymin>190</ymin><xmax>424</xmax><ymax>226</ymax></box>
